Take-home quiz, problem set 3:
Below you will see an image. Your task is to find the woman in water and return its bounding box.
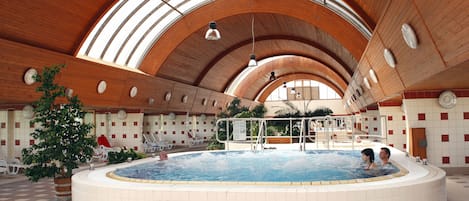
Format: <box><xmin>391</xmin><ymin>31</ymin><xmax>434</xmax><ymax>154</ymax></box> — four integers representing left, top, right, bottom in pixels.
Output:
<box><xmin>361</xmin><ymin>148</ymin><xmax>377</xmax><ymax>170</ymax></box>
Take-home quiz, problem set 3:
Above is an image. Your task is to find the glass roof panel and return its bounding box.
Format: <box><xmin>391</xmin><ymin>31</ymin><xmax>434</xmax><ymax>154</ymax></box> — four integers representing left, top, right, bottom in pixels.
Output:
<box><xmin>77</xmin><ymin>0</ymin><xmax>212</xmax><ymax>69</ymax></box>
<box><xmin>77</xmin><ymin>0</ymin><xmax>369</xmax><ymax>70</ymax></box>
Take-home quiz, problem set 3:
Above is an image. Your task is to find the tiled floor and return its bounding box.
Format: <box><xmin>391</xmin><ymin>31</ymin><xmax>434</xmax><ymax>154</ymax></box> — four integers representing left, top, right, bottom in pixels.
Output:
<box><xmin>447</xmin><ymin>174</ymin><xmax>469</xmax><ymax>201</ymax></box>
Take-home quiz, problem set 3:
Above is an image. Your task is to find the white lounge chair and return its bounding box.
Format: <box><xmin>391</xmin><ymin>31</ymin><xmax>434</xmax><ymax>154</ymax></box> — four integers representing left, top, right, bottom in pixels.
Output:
<box><xmin>142</xmin><ymin>134</ymin><xmax>164</xmax><ymax>151</ymax></box>
<box><xmin>0</xmin><ymin>160</ymin><xmax>8</xmax><ymax>175</ymax></box>
<box><xmin>188</xmin><ymin>132</ymin><xmax>204</xmax><ymax>146</ymax></box>
<box><xmin>7</xmin><ymin>158</ymin><xmax>27</xmax><ymax>175</ymax></box>
<box><xmin>149</xmin><ymin>133</ymin><xmax>174</xmax><ymax>150</ymax></box>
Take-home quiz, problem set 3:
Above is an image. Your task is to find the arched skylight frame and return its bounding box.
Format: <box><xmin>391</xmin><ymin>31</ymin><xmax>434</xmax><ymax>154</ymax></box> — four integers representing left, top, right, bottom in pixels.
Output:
<box><xmin>311</xmin><ymin>0</ymin><xmax>372</xmax><ymax>39</ymax></box>
<box><xmin>77</xmin><ymin>0</ymin><xmax>370</xmax><ymax>70</ymax></box>
<box><xmin>77</xmin><ymin>0</ymin><xmax>213</xmax><ymax>69</ymax></box>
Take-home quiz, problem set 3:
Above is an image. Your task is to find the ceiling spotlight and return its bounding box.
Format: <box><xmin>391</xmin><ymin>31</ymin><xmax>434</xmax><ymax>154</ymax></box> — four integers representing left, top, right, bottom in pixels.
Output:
<box><xmin>205</xmin><ymin>21</ymin><xmax>221</xmax><ymax>40</ymax></box>
<box><xmin>369</xmin><ymin>69</ymin><xmax>378</xmax><ymax>83</ymax></box>
<box><xmin>248</xmin><ymin>54</ymin><xmax>257</xmax><ymax>67</ymax></box>
<box><xmin>269</xmin><ymin>72</ymin><xmax>276</xmax><ymax>81</ymax></box>
<box><xmin>383</xmin><ymin>48</ymin><xmax>396</xmax><ymax>68</ymax></box>
<box><xmin>291</xmin><ymin>88</ymin><xmax>296</xmax><ymax>94</ymax></box>
<box><xmin>401</xmin><ymin>23</ymin><xmax>418</xmax><ymax>49</ymax></box>
<box><xmin>283</xmin><ymin>82</ymin><xmax>287</xmax><ymax>88</ymax></box>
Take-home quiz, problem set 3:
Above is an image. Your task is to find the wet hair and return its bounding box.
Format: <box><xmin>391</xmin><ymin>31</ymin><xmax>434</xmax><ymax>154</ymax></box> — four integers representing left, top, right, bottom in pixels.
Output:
<box><xmin>361</xmin><ymin>148</ymin><xmax>375</xmax><ymax>163</ymax></box>
<box><xmin>381</xmin><ymin>147</ymin><xmax>391</xmax><ymax>158</ymax></box>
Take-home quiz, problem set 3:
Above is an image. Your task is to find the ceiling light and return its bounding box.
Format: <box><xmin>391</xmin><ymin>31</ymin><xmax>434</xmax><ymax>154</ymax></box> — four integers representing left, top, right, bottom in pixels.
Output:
<box><xmin>205</xmin><ymin>21</ymin><xmax>221</xmax><ymax>40</ymax></box>
<box><xmin>369</xmin><ymin>69</ymin><xmax>378</xmax><ymax>83</ymax></box>
<box><xmin>248</xmin><ymin>54</ymin><xmax>257</xmax><ymax>67</ymax></box>
<box><xmin>248</xmin><ymin>16</ymin><xmax>257</xmax><ymax>67</ymax></box>
<box><xmin>383</xmin><ymin>48</ymin><xmax>396</xmax><ymax>68</ymax></box>
<box><xmin>283</xmin><ymin>82</ymin><xmax>287</xmax><ymax>88</ymax></box>
<box><xmin>401</xmin><ymin>23</ymin><xmax>418</xmax><ymax>49</ymax></box>
<box><xmin>269</xmin><ymin>72</ymin><xmax>276</xmax><ymax>81</ymax></box>
<box><xmin>363</xmin><ymin>77</ymin><xmax>371</xmax><ymax>89</ymax></box>
<box><xmin>291</xmin><ymin>88</ymin><xmax>296</xmax><ymax>94</ymax></box>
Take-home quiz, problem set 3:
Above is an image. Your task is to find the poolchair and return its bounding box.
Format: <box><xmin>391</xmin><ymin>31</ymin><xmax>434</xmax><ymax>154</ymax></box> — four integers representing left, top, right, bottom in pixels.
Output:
<box><xmin>187</xmin><ymin>132</ymin><xmax>204</xmax><ymax>146</ymax></box>
<box><xmin>149</xmin><ymin>133</ymin><xmax>173</xmax><ymax>150</ymax></box>
<box><xmin>7</xmin><ymin>158</ymin><xmax>27</xmax><ymax>175</ymax></box>
<box><xmin>142</xmin><ymin>133</ymin><xmax>163</xmax><ymax>152</ymax></box>
<box><xmin>0</xmin><ymin>160</ymin><xmax>8</xmax><ymax>175</ymax></box>
<box><xmin>96</xmin><ymin>135</ymin><xmax>121</xmax><ymax>161</ymax></box>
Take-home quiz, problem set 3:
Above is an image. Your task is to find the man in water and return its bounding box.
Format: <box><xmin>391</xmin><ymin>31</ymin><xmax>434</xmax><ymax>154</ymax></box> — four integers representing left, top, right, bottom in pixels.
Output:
<box><xmin>379</xmin><ymin>147</ymin><xmax>391</xmax><ymax>165</ymax></box>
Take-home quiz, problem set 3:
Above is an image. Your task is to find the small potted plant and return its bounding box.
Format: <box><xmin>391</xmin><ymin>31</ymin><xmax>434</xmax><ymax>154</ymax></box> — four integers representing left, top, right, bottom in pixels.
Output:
<box><xmin>22</xmin><ymin>64</ymin><xmax>97</xmax><ymax>201</ymax></box>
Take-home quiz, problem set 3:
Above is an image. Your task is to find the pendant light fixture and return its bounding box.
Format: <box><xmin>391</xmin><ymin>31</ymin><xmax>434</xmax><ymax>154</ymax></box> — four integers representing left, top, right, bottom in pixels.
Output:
<box><xmin>269</xmin><ymin>72</ymin><xmax>276</xmax><ymax>81</ymax></box>
<box><xmin>248</xmin><ymin>16</ymin><xmax>257</xmax><ymax>67</ymax></box>
<box><xmin>205</xmin><ymin>21</ymin><xmax>221</xmax><ymax>40</ymax></box>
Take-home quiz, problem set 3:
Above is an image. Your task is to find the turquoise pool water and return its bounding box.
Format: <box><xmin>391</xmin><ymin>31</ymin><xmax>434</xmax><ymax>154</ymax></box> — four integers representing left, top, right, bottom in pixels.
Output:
<box><xmin>113</xmin><ymin>150</ymin><xmax>399</xmax><ymax>182</ymax></box>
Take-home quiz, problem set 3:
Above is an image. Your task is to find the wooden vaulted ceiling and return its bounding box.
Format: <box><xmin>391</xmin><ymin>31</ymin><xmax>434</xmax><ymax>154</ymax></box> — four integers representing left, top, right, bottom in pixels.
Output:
<box><xmin>0</xmin><ymin>0</ymin><xmax>468</xmax><ymax>114</ymax></box>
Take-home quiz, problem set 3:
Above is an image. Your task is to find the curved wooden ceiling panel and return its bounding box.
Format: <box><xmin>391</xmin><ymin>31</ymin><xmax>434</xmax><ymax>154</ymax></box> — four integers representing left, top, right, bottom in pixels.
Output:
<box><xmin>139</xmin><ymin>0</ymin><xmax>367</xmax><ymax>76</ymax></box>
<box><xmin>233</xmin><ymin>56</ymin><xmax>348</xmax><ymax>100</ymax></box>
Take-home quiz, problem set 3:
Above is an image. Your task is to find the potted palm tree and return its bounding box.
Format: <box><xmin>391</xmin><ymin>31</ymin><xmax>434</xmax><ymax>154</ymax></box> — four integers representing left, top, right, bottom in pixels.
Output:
<box><xmin>22</xmin><ymin>64</ymin><xmax>97</xmax><ymax>201</ymax></box>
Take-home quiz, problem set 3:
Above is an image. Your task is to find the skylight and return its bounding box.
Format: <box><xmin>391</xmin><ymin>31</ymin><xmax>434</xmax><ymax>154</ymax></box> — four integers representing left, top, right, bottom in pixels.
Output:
<box><xmin>77</xmin><ymin>0</ymin><xmax>213</xmax><ymax>69</ymax></box>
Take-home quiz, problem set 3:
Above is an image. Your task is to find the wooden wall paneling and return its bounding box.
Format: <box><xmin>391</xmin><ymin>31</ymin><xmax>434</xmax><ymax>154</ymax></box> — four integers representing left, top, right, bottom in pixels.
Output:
<box><xmin>365</xmin><ymin>33</ymin><xmax>405</xmax><ymax>97</ymax></box>
<box><xmin>357</xmin><ymin>57</ymin><xmax>385</xmax><ymax>102</ymax></box>
<box><xmin>414</xmin><ymin>0</ymin><xmax>469</xmax><ymax>68</ymax></box>
<box><xmin>376</xmin><ymin>0</ymin><xmax>446</xmax><ymax>88</ymax></box>
<box><xmin>167</xmin><ymin>83</ymin><xmax>197</xmax><ymax>112</ymax></box>
<box><xmin>190</xmin><ymin>88</ymin><xmax>212</xmax><ymax>114</ymax></box>
<box><xmin>0</xmin><ymin>38</ymin><xmax>229</xmax><ymax>114</ymax></box>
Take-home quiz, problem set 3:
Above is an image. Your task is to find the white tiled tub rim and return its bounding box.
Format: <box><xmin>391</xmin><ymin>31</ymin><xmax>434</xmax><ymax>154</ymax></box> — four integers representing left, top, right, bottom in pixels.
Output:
<box><xmin>72</xmin><ymin>144</ymin><xmax>446</xmax><ymax>201</ymax></box>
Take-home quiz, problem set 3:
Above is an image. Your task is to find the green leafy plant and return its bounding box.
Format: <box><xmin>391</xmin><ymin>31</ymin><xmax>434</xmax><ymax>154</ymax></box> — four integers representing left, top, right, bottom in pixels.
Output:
<box><xmin>107</xmin><ymin>149</ymin><xmax>145</xmax><ymax>164</ymax></box>
<box><xmin>22</xmin><ymin>64</ymin><xmax>97</xmax><ymax>182</ymax></box>
<box><xmin>207</xmin><ymin>98</ymin><xmax>266</xmax><ymax>150</ymax></box>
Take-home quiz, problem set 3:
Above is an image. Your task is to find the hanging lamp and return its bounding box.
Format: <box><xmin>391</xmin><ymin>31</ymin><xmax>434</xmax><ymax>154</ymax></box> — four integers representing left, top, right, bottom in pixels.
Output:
<box><xmin>248</xmin><ymin>16</ymin><xmax>257</xmax><ymax>67</ymax></box>
<box><xmin>205</xmin><ymin>21</ymin><xmax>221</xmax><ymax>40</ymax></box>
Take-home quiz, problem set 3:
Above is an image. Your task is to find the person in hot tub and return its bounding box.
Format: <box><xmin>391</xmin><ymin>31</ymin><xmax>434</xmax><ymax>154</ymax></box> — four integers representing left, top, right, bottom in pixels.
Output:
<box><xmin>361</xmin><ymin>148</ymin><xmax>377</xmax><ymax>170</ymax></box>
<box><xmin>379</xmin><ymin>147</ymin><xmax>392</xmax><ymax>167</ymax></box>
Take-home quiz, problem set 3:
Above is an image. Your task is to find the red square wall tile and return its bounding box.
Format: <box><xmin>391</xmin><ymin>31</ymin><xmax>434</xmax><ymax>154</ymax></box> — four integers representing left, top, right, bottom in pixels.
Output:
<box><xmin>30</xmin><ymin>140</ymin><xmax>35</xmax><ymax>145</ymax></box>
<box><xmin>100</xmin><ymin>122</ymin><xmax>105</xmax><ymax>126</ymax></box>
<box><xmin>133</xmin><ymin>146</ymin><xmax>138</xmax><ymax>151</ymax></box>
<box><xmin>172</xmin><ymin>140</ymin><xmax>176</xmax><ymax>144</ymax></box>
<box><xmin>442</xmin><ymin>156</ymin><xmax>450</xmax><ymax>164</ymax></box>
<box><xmin>133</xmin><ymin>121</ymin><xmax>138</xmax><ymax>126</ymax></box>
<box><xmin>181</xmin><ymin>140</ymin><xmax>185</xmax><ymax>144</ymax></box>
<box><xmin>403</xmin><ymin>144</ymin><xmax>406</xmax><ymax>149</ymax></box>
<box><xmin>373</xmin><ymin>127</ymin><xmax>378</xmax><ymax>132</ymax></box>
<box><xmin>163</xmin><ymin>122</ymin><xmax>167</xmax><ymax>125</ymax></box>
<box><xmin>203</xmin><ymin>129</ymin><xmax>207</xmax><ymax>132</ymax></box>
<box><xmin>464</xmin><ymin>134</ymin><xmax>469</xmax><ymax>141</ymax></box>
<box><xmin>373</xmin><ymin>117</ymin><xmax>377</xmax><ymax>121</ymax></box>
<box><xmin>402</xmin><ymin>129</ymin><xmax>406</xmax><ymax>135</ymax></box>
<box><xmin>464</xmin><ymin>112</ymin><xmax>469</xmax><ymax>119</ymax></box>
<box><xmin>440</xmin><ymin>113</ymin><xmax>448</xmax><ymax>120</ymax></box>
<box><xmin>133</xmin><ymin>134</ymin><xmax>138</xmax><ymax>138</ymax></box>
<box><xmin>15</xmin><ymin>140</ymin><xmax>20</xmax><ymax>146</ymax></box>
<box><xmin>388</xmin><ymin>130</ymin><xmax>394</xmax><ymax>135</ymax></box>
<box><xmin>402</xmin><ymin>115</ymin><xmax>406</xmax><ymax>120</ymax></box>
<box><xmin>388</xmin><ymin>144</ymin><xmax>394</xmax><ymax>147</ymax></box>
<box><xmin>203</xmin><ymin>121</ymin><xmax>207</xmax><ymax>125</ymax></box>
<box><xmin>1</xmin><ymin>140</ymin><xmax>5</xmax><ymax>145</ymax></box>
<box><xmin>441</xmin><ymin>134</ymin><xmax>449</xmax><ymax>142</ymax></box>
<box><xmin>466</xmin><ymin>156</ymin><xmax>469</xmax><ymax>164</ymax></box>
<box><xmin>418</xmin><ymin>113</ymin><xmax>426</xmax><ymax>120</ymax></box>
<box><xmin>112</xmin><ymin>122</ymin><xmax>115</xmax><ymax>126</ymax></box>
<box><xmin>164</xmin><ymin>131</ymin><xmax>167</xmax><ymax>135</ymax></box>
<box><xmin>154</xmin><ymin>122</ymin><xmax>158</xmax><ymax>125</ymax></box>
<box><xmin>181</xmin><ymin>121</ymin><xmax>185</xmax><ymax>125</ymax></box>
<box><xmin>364</xmin><ymin>118</ymin><xmax>368</xmax><ymax>121</ymax></box>
<box><xmin>122</xmin><ymin>122</ymin><xmax>127</xmax><ymax>126</ymax></box>
<box><xmin>172</xmin><ymin>131</ymin><xmax>176</xmax><ymax>135</ymax></box>
<box><xmin>111</xmin><ymin>134</ymin><xmax>116</xmax><ymax>139</ymax></box>
<box><xmin>196</xmin><ymin>121</ymin><xmax>199</xmax><ymax>125</ymax></box>
<box><xmin>122</xmin><ymin>134</ymin><xmax>127</xmax><ymax>138</ymax></box>
<box><xmin>172</xmin><ymin>121</ymin><xmax>176</xmax><ymax>125</ymax></box>
<box><xmin>15</xmin><ymin>122</ymin><xmax>20</xmax><ymax>128</ymax></box>
<box><xmin>388</xmin><ymin>116</ymin><xmax>393</xmax><ymax>121</ymax></box>
<box><xmin>0</xmin><ymin>122</ymin><xmax>5</xmax><ymax>128</ymax></box>
<box><xmin>181</xmin><ymin>131</ymin><xmax>185</xmax><ymax>134</ymax></box>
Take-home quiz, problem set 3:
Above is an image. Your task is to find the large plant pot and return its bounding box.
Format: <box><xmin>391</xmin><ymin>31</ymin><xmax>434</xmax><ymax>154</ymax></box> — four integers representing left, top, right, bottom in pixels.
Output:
<box><xmin>54</xmin><ymin>177</ymin><xmax>72</xmax><ymax>201</ymax></box>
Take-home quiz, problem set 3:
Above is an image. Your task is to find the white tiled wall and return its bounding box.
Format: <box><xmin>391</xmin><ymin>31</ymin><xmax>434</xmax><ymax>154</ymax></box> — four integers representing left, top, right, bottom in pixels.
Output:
<box><xmin>142</xmin><ymin>114</ymin><xmax>216</xmax><ymax>146</ymax></box>
<box><xmin>357</xmin><ymin>109</ymin><xmax>381</xmax><ymax>136</ymax></box>
<box><xmin>378</xmin><ymin>106</ymin><xmax>407</xmax><ymax>152</ymax></box>
<box><xmin>403</xmin><ymin>97</ymin><xmax>469</xmax><ymax>167</ymax></box>
<box><xmin>0</xmin><ymin>110</ymin><xmax>217</xmax><ymax>159</ymax></box>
